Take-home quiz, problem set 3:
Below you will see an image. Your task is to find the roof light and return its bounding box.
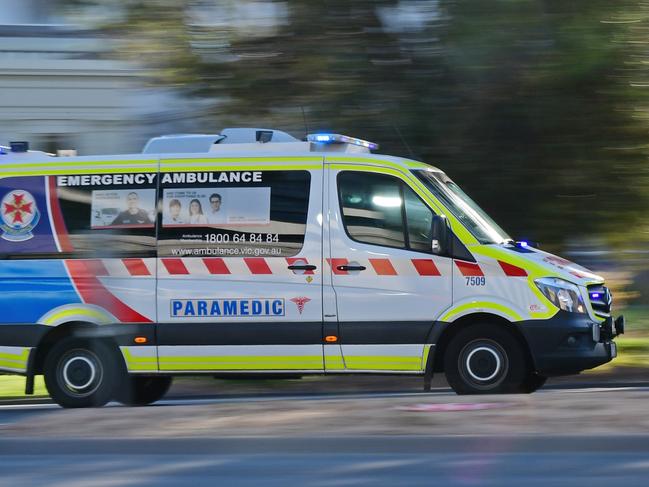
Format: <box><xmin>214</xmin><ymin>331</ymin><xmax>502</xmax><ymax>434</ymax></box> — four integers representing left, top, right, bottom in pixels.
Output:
<box><xmin>307</xmin><ymin>133</ymin><xmax>379</xmax><ymax>151</ymax></box>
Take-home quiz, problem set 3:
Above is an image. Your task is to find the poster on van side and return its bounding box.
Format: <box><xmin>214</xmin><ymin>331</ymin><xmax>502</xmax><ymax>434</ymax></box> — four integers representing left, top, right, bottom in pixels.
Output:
<box><xmin>90</xmin><ymin>189</ymin><xmax>156</xmax><ymax>229</ymax></box>
<box><xmin>162</xmin><ymin>187</ymin><xmax>271</xmax><ymax>227</ymax></box>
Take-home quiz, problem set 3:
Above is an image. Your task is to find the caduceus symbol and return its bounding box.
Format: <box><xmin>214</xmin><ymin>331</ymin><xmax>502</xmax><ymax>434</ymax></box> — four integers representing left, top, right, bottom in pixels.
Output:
<box><xmin>290</xmin><ymin>296</ymin><xmax>311</xmax><ymax>315</ymax></box>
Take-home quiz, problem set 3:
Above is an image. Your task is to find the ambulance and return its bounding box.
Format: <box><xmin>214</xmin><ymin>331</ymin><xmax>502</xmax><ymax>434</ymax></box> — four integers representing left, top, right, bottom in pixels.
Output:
<box><xmin>0</xmin><ymin>130</ymin><xmax>623</xmax><ymax>408</ymax></box>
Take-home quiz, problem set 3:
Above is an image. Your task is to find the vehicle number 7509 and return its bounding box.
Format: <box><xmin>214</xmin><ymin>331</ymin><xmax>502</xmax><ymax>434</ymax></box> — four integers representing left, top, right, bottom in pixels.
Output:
<box><xmin>465</xmin><ymin>276</ymin><xmax>486</xmax><ymax>286</ymax></box>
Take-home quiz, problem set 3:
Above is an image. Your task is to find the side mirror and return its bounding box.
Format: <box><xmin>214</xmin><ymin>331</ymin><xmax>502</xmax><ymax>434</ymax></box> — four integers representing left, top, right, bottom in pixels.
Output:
<box><xmin>431</xmin><ymin>214</ymin><xmax>449</xmax><ymax>255</ymax></box>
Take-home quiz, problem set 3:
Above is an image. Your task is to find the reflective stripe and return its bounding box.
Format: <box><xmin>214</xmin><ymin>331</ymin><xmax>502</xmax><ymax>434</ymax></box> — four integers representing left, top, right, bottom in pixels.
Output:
<box><xmin>38</xmin><ymin>305</ymin><xmax>114</xmax><ymax>326</ymax></box>
<box><xmin>120</xmin><ymin>346</ymin><xmax>158</xmax><ymax>372</ymax></box>
<box><xmin>324</xmin><ymin>344</ymin><xmax>345</xmax><ymax>370</ymax></box>
<box><xmin>0</xmin><ymin>346</ymin><xmax>31</xmax><ymax>373</ymax></box>
<box><xmin>342</xmin><ymin>356</ymin><xmax>423</xmax><ymax>371</ymax></box>
<box><xmin>441</xmin><ymin>302</ymin><xmax>524</xmax><ymax>322</ymax></box>
<box><xmin>0</xmin><ymin>167</ymin><xmax>157</xmax><ymax>178</ymax></box>
<box><xmin>341</xmin><ymin>344</ymin><xmax>426</xmax><ymax>371</ymax></box>
<box><xmin>159</xmin><ymin>257</ymin><xmax>317</xmax><ymax>276</ymax></box>
<box><xmin>161</xmin><ymin>258</ymin><xmax>189</xmax><ymax>275</ymax></box>
<box><xmin>327</xmin><ymin>257</ymin><xmax>443</xmax><ymax>277</ymax></box>
<box><xmin>158</xmin><ymin>345</ymin><xmax>323</xmax><ymax>370</ymax></box>
<box><xmin>0</xmin><ymin>159</ymin><xmax>156</xmax><ymax>169</ymax></box>
<box><xmin>470</xmin><ymin>246</ymin><xmax>559</xmax><ymax>278</ymax></box>
<box><xmin>159</xmin><ymin>356</ymin><xmax>323</xmax><ymax>371</ymax></box>
<box><xmin>498</xmin><ymin>260</ymin><xmax>528</xmax><ymax>277</ymax></box>
<box><xmin>454</xmin><ymin>260</ymin><xmax>484</xmax><ymax>277</ymax></box>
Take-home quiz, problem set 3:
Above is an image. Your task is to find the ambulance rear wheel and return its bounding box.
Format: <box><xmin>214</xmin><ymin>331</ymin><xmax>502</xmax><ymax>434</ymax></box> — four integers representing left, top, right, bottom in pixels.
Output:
<box><xmin>444</xmin><ymin>324</ymin><xmax>528</xmax><ymax>394</ymax></box>
<box><xmin>44</xmin><ymin>338</ymin><xmax>119</xmax><ymax>408</ymax></box>
<box><xmin>115</xmin><ymin>376</ymin><xmax>172</xmax><ymax>406</ymax></box>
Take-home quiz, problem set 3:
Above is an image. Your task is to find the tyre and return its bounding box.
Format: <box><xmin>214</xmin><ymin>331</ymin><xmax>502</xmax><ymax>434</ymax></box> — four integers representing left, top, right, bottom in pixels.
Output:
<box><xmin>520</xmin><ymin>372</ymin><xmax>547</xmax><ymax>393</ymax></box>
<box><xmin>444</xmin><ymin>323</ymin><xmax>529</xmax><ymax>394</ymax></box>
<box><xmin>115</xmin><ymin>376</ymin><xmax>172</xmax><ymax>406</ymax></box>
<box><xmin>43</xmin><ymin>338</ymin><xmax>120</xmax><ymax>408</ymax></box>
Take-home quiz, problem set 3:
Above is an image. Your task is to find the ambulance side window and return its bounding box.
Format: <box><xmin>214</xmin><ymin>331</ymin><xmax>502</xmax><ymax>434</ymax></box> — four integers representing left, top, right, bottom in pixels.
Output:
<box><xmin>157</xmin><ymin>170</ymin><xmax>310</xmax><ymax>258</ymax></box>
<box><xmin>55</xmin><ymin>176</ymin><xmax>157</xmax><ymax>256</ymax></box>
<box><xmin>0</xmin><ymin>174</ymin><xmax>157</xmax><ymax>258</ymax></box>
<box><xmin>337</xmin><ymin>171</ymin><xmax>435</xmax><ymax>253</ymax></box>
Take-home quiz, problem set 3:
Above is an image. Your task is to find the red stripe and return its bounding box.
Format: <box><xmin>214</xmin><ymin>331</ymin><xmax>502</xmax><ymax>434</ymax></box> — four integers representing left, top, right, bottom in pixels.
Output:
<box><xmin>162</xmin><ymin>258</ymin><xmax>189</xmax><ymax>275</ymax></box>
<box><xmin>455</xmin><ymin>260</ymin><xmax>484</xmax><ymax>277</ymax></box>
<box><xmin>328</xmin><ymin>258</ymin><xmax>349</xmax><ymax>275</ymax></box>
<box><xmin>244</xmin><ymin>258</ymin><xmax>272</xmax><ymax>274</ymax></box>
<box><xmin>411</xmin><ymin>259</ymin><xmax>441</xmax><ymax>276</ymax></box>
<box><xmin>203</xmin><ymin>258</ymin><xmax>231</xmax><ymax>274</ymax></box>
<box><xmin>47</xmin><ymin>176</ymin><xmax>73</xmax><ymax>252</ymax></box>
<box><xmin>369</xmin><ymin>258</ymin><xmax>398</xmax><ymax>276</ymax></box>
<box><xmin>122</xmin><ymin>258</ymin><xmax>151</xmax><ymax>276</ymax></box>
<box><xmin>286</xmin><ymin>257</ymin><xmax>315</xmax><ymax>275</ymax></box>
<box><xmin>498</xmin><ymin>261</ymin><xmax>528</xmax><ymax>277</ymax></box>
<box><xmin>83</xmin><ymin>259</ymin><xmax>109</xmax><ymax>276</ymax></box>
<box><xmin>66</xmin><ymin>260</ymin><xmax>152</xmax><ymax>323</ymax></box>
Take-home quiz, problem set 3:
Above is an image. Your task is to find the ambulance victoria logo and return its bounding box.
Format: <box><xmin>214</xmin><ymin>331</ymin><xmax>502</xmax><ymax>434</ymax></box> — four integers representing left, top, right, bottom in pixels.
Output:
<box><xmin>290</xmin><ymin>296</ymin><xmax>311</xmax><ymax>315</ymax></box>
<box><xmin>0</xmin><ymin>190</ymin><xmax>40</xmax><ymax>242</ymax></box>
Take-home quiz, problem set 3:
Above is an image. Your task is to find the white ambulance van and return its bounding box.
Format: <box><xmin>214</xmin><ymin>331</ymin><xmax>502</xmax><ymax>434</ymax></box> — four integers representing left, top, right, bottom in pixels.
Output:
<box><xmin>0</xmin><ymin>130</ymin><xmax>623</xmax><ymax>408</ymax></box>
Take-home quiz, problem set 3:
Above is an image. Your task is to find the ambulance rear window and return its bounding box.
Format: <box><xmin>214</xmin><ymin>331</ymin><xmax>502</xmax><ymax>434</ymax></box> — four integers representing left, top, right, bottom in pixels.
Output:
<box><xmin>157</xmin><ymin>170</ymin><xmax>310</xmax><ymax>258</ymax></box>
<box><xmin>0</xmin><ymin>173</ymin><xmax>157</xmax><ymax>258</ymax></box>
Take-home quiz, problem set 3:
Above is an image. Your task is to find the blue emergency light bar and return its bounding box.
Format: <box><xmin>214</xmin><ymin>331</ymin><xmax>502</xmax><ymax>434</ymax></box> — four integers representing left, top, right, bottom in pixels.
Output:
<box><xmin>307</xmin><ymin>133</ymin><xmax>379</xmax><ymax>151</ymax></box>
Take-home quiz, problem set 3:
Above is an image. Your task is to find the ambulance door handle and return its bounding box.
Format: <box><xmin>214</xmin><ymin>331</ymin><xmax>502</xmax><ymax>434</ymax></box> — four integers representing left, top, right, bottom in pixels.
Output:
<box><xmin>288</xmin><ymin>264</ymin><xmax>317</xmax><ymax>271</ymax></box>
<box><xmin>337</xmin><ymin>265</ymin><xmax>366</xmax><ymax>272</ymax></box>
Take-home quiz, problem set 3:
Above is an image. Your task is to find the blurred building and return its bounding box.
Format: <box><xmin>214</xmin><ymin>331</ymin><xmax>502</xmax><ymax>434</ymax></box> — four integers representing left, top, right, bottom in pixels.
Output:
<box><xmin>0</xmin><ymin>0</ymin><xmax>206</xmax><ymax>155</ymax></box>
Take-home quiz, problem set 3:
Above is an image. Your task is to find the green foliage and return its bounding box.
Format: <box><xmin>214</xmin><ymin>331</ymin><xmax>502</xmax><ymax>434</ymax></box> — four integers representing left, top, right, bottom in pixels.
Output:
<box><xmin>60</xmin><ymin>0</ymin><xmax>649</xmax><ymax>248</ymax></box>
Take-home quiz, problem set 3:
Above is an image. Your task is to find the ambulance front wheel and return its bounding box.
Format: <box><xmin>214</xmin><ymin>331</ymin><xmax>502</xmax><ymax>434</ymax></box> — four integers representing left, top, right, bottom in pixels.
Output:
<box><xmin>43</xmin><ymin>337</ymin><xmax>120</xmax><ymax>408</ymax></box>
<box><xmin>521</xmin><ymin>372</ymin><xmax>547</xmax><ymax>393</ymax></box>
<box><xmin>444</xmin><ymin>324</ymin><xmax>528</xmax><ymax>395</ymax></box>
<box><xmin>115</xmin><ymin>376</ymin><xmax>173</xmax><ymax>406</ymax></box>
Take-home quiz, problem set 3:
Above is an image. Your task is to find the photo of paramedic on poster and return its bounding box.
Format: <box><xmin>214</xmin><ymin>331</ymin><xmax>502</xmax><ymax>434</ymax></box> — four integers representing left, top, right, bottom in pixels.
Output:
<box><xmin>167</xmin><ymin>199</ymin><xmax>185</xmax><ymax>224</ymax></box>
<box><xmin>162</xmin><ymin>187</ymin><xmax>271</xmax><ymax>226</ymax></box>
<box><xmin>90</xmin><ymin>189</ymin><xmax>156</xmax><ymax>229</ymax></box>
<box><xmin>206</xmin><ymin>193</ymin><xmax>224</xmax><ymax>224</ymax></box>
<box><xmin>188</xmin><ymin>199</ymin><xmax>208</xmax><ymax>224</ymax></box>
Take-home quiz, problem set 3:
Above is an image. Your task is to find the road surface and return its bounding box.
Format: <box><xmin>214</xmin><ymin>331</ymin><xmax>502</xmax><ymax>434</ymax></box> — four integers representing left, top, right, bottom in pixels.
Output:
<box><xmin>0</xmin><ymin>377</ymin><xmax>648</xmax><ymax>486</ymax></box>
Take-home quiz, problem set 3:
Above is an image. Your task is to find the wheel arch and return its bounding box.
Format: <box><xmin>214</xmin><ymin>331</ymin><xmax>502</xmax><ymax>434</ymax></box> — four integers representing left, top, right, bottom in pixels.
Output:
<box><xmin>431</xmin><ymin>312</ymin><xmax>534</xmax><ymax>373</ymax></box>
<box><xmin>31</xmin><ymin>321</ymin><xmax>126</xmax><ymax>376</ymax></box>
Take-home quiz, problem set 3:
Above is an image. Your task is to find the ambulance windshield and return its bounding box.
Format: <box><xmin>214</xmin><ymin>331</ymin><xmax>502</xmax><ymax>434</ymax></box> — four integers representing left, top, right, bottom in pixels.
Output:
<box><xmin>413</xmin><ymin>170</ymin><xmax>510</xmax><ymax>245</ymax></box>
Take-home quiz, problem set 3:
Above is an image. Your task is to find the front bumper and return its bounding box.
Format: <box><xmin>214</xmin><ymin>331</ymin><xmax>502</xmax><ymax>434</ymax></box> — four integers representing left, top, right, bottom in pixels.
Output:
<box><xmin>519</xmin><ymin>311</ymin><xmax>620</xmax><ymax>376</ymax></box>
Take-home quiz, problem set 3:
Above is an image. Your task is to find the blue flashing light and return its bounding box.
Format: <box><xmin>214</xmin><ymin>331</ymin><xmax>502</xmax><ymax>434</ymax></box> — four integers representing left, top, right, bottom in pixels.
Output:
<box><xmin>314</xmin><ymin>134</ymin><xmax>335</xmax><ymax>142</ymax></box>
<box><xmin>307</xmin><ymin>133</ymin><xmax>379</xmax><ymax>151</ymax></box>
<box><xmin>516</xmin><ymin>241</ymin><xmax>529</xmax><ymax>248</ymax></box>
<box><xmin>590</xmin><ymin>293</ymin><xmax>601</xmax><ymax>299</ymax></box>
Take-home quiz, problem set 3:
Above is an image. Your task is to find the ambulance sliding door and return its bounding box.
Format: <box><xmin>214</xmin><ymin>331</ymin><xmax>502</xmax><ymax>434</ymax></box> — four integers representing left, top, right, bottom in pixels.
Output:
<box><xmin>156</xmin><ymin>162</ymin><xmax>324</xmax><ymax>372</ymax></box>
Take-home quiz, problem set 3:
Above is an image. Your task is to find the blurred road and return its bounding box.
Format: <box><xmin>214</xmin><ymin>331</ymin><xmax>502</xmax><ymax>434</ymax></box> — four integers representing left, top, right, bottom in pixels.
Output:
<box><xmin>0</xmin><ymin>435</ymin><xmax>648</xmax><ymax>487</ymax></box>
<box><xmin>0</xmin><ymin>378</ymin><xmax>649</xmax><ymax>485</ymax></box>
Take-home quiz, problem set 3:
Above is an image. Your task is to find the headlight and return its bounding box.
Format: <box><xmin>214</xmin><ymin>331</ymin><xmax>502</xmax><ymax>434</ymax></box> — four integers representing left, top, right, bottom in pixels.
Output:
<box><xmin>534</xmin><ymin>277</ymin><xmax>586</xmax><ymax>314</ymax></box>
